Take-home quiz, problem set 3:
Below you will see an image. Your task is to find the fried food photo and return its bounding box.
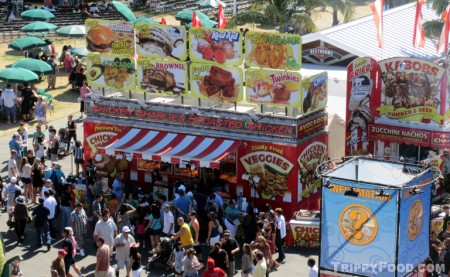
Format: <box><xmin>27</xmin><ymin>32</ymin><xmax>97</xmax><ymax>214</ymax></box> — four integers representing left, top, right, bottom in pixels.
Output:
<box><xmin>87</xmin><ymin>25</ymin><xmax>116</xmax><ymax>52</ymax></box>
<box><xmin>103</xmin><ymin>65</ymin><xmax>131</xmax><ymax>89</ymax></box>
<box><xmin>248</xmin><ymin>40</ymin><xmax>290</xmax><ymax>69</ymax></box>
<box><xmin>197</xmin><ymin>66</ymin><xmax>239</xmax><ymax>101</ymax></box>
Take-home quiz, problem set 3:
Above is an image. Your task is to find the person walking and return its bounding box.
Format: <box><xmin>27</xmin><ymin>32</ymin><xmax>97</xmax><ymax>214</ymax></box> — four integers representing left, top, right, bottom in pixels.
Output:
<box><xmin>31</xmin><ymin>158</ymin><xmax>44</xmax><ymax>204</ymax></box>
<box><xmin>223</xmin><ymin>200</ymin><xmax>241</xmax><ymax>239</ymax></box>
<box><xmin>113</xmin><ymin>226</ymin><xmax>136</xmax><ymax>277</ymax></box>
<box><xmin>307</xmin><ymin>258</ymin><xmax>318</xmax><ymax>277</ymax></box>
<box><xmin>46</xmin><ymin>55</ymin><xmax>58</xmax><ymax>90</ymax></box>
<box><xmin>35</xmin><ymin>96</ymin><xmax>48</xmax><ymax>129</ymax></box>
<box><xmin>130</xmin><ymin>243</ymin><xmax>142</xmax><ymax>277</ymax></box>
<box><xmin>66</xmin><ymin>115</ymin><xmax>77</xmax><ymax>151</ymax></box>
<box><xmin>20</xmin><ymin>157</ymin><xmax>33</xmax><ymax>204</ymax></box>
<box><xmin>253</xmin><ymin>250</ymin><xmax>267</xmax><ymax>277</ymax></box>
<box><xmin>171</xmin><ymin>217</ymin><xmax>194</xmax><ymax>249</ymax></box>
<box><xmin>146</xmin><ymin>204</ymin><xmax>162</xmax><ymax>251</ymax></box>
<box><xmin>61</xmin><ymin>227</ymin><xmax>84</xmax><ymax>277</ymax></box>
<box><xmin>116</xmin><ymin>203</ymin><xmax>136</xmax><ymax>232</ymax></box>
<box><xmin>79</xmin><ymin>82</ymin><xmax>91</xmax><ymax>119</ymax></box>
<box><xmin>93</xmin><ymin>209</ymin><xmax>118</xmax><ymax>254</ymax></box>
<box><xmin>51</xmin><ymin>249</ymin><xmax>67</xmax><ymax>277</ymax></box>
<box><xmin>241</xmin><ymin>244</ymin><xmax>253</xmax><ymax>277</ymax></box>
<box><xmin>3</xmin><ymin>177</ymin><xmax>22</xmax><ymax>224</ymax></box>
<box><xmin>73</xmin><ymin>141</ymin><xmax>84</xmax><ymax>177</ymax></box>
<box><xmin>1</xmin><ymin>84</ymin><xmax>17</xmax><ymax>124</ymax></box>
<box><xmin>184</xmin><ymin>248</ymin><xmax>203</xmax><ymax>277</ymax></box>
<box><xmin>20</xmin><ymin>84</ymin><xmax>34</xmax><ymax>122</ymax></box>
<box><xmin>13</xmin><ymin>196</ymin><xmax>29</xmax><ymax>245</ymax></box>
<box><xmin>221</xmin><ymin>230</ymin><xmax>240</xmax><ymax>277</ymax></box>
<box><xmin>50</xmin><ymin>129</ymin><xmax>60</xmax><ymax>162</ymax></box>
<box><xmin>208</xmin><ymin>242</ymin><xmax>228</xmax><ymax>274</ymax></box>
<box><xmin>95</xmin><ymin>237</ymin><xmax>111</xmax><ymax>277</ymax></box>
<box><xmin>275</xmin><ymin>208</ymin><xmax>286</xmax><ymax>263</ymax></box>
<box><xmin>8</xmin><ymin>150</ymin><xmax>19</xmax><ymax>179</ymax></box>
<box><xmin>188</xmin><ymin>211</ymin><xmax>202</xmax><ymax>259</ymax></box>
<box><xmin>206</xmin><ymin>212</ymin><xmax>221</xmax><ymax>251</ymax></box>
<box><xmin>44</xmin><ymin>190</ymin><xmax>58</xmax><ymax>240</ymax></box>
<box><xmin>70</xmin><ymin>203</ymin><xmax>88</xmax><ymax>257</ymax></box>
<box><xmin>172</xmin><ymin>241</ymin><xmax>185</xmax><ymax>277</ymax></box>
<box><xmin>32</xmin><ymin>197</ymin><xmax>51</xmax><ymax>250</ymax></box>
<box><xmin>251</xmin><ymin>236</ymin><xmax>275</xmax><ymax>273</ymax></box>
<box><xmin>202</xmin><ymin>259</ymin><xmax>226</xmax><ymax>277</ymax></box>
<box><xmin>161</xmin><ymin>204</ymin><xmax>174</xmax><ymax>238</ymax></box>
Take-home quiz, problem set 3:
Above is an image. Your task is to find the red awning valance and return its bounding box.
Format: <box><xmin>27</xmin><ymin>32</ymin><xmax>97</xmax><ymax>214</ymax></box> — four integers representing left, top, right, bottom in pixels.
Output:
<box><xmin>98</xmin><ymin>127</ymin><xmax>241</xmax><ymax>169</ymax></box>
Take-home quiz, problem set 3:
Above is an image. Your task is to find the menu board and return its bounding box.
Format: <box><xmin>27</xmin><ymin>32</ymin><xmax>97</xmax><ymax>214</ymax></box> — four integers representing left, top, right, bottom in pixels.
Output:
<box><xmin>137</xmin><ymin>59</ymin><xmax>188</xmax><ymax>95</ymax></box>
<box><xmin>301</xmin><ymin>72</ymin><xmax>328</xmax><ymax>114</ymax></box>
<box><xmin>86</xmin><ymin>53</ymin><xmax>136</xmax><ymax>90</ymax></box>
<box><xmin>245</xmin><ymin>31</ymin><xmax>302</xmax><ymax>70</ymax></box>
<box><xmin>135</xmin><ymin>23</ymin><xmax>187</xmax><ymax>61</ymax></box>
<box><xmin>85</xmin><ymin>19</ymin><xmax>135</xmax><ymax>55</ymax></box>
<box><xmin>189</xmin><ymin>27</ymin><xmax>242</xmax><ymax>65</ymax></box>
<box><xmin>190</xmin><ymin>63</ymin><xmax>243</xmax><ymax>102</ymax></box>
<box><xmin>245</xmin><ymin>68</ymin><xmax>301</xmax><ymax>108</ymax></box>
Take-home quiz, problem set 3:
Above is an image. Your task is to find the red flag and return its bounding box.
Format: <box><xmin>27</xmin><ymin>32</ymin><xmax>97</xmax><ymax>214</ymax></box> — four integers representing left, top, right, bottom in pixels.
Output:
<box><xmin>161</xmin><ymin>18</ymin><xmax>167</xmax><ymax>25</ymax></box>
<box><xmin>192</xmin><ymin>11</ymin><xmax>202</xmax><ymax>27</ymax></box>
<box><xmin>413</xmin><ymin>0</ymin><xmax>425</xmax><ymax>47</ymax></box>
<box><xmin>370</xmin><ymin>0</ymin><xmax>384</xmax><ymax>48</ymax></box>
<box><xmin>218</xmin><ymin>5</ymin><xmax>226</xmax><ymax>29</ymax></box>
<box><xmin>437</xmin><ymin>5</ymin><xmax>450</xmax><ymax>53</ymax></box>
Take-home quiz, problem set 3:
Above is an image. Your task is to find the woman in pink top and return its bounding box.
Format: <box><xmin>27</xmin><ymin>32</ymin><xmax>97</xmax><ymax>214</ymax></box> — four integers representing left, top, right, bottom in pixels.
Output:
<box><xmin>79</xmin><ymin>82</ymin><xmax>91</xmax><ymax>119</ymax></box>
<box><xmin>63</xmin><ymin>52</ymin><xmax>73</xmax><ymax>83</ymax></box>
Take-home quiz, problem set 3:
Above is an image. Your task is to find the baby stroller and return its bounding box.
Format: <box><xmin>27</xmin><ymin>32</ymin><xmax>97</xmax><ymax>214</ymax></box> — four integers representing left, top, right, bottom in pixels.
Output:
<box><xmin>147</xmin><ymin>237</ymin><xmax>174</xmax><ymax>271</ymax></box>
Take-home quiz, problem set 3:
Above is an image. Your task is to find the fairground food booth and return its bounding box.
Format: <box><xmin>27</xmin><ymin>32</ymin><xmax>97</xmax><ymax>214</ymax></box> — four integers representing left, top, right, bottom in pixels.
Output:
<box><xmin>319</xmin><ymin>157</ymin><xmax>436</xmax><ymax>277</ymax></box>
<box><xmin>81</xmin><ymin>19</ymin><xmax>330</xmax><ymax>224</ymax></box>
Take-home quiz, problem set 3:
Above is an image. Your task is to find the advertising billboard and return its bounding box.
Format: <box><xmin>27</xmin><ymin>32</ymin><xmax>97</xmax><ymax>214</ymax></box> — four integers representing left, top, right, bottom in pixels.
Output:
<box><xmin>245</xmin><ymin>31</ymin><xmax>302</xmax><ymax>70</ymax></box>
<box><xmin>301</xmin><ymin>71</ymin><xmax>328</xmax><ymax>114</ymax></box>
<box><xmin>188</xmin><ymin>27</ymin><xmax>242</xmax><ymax>65</ymax></box>
<box><xmin>135</xmin><ymin>23</ymin><xmax>187</xmax><ymax>60</ymax></box>
<box><xmin>320</xmin><ymin>180</ymin><xmax>398</xmax><ymax>277</ymax></box>
<box><xmin>85</xmin><ymin>19</ymin><xmax>135</xmax><ymax>55</ymax></box>
<box><xmin>190</xmin><ymin>63</ymin><xmax>243</xmax><ymax>102</ymax></box>
<box><xmin>86</xmin><ymin>54</ymin><xmax>136</xmax><ymax>90</ymax></box>
<box><xmin>137</xmin><ymin>59</ymin><xmax>188</xmax><ymax>95</ymax></box>
<box><xmin>245</xmin><ymin>68</ymin><xmax>302</xmax><ymax>108</ymax></box>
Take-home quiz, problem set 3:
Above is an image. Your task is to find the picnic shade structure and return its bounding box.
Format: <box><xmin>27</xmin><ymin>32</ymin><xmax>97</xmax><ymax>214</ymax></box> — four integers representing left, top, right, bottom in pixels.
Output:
<box><xmin>70</xmin><ymin>46</ymin><xmax>88</xmax><ymax>57</ymax></box>
<box><xmin>21</xmin><ymin>9</ymin><xmax>55</xmax><ymax>21</ymax></box>
<box><xmin>56</xmin><ymin>25</ymin><xmax>86</xmax><ymax>37</ymax></box>
<box><xmin>21</xmin><ymin>22</ymin><xmax>58</xmax><ymax>32</ymax></box>
<box><xmin>8</xmin><ymin>36</ymin><xmax>47</xmax><ymax>51</ymax></box>
<box><xmin>195</xmin><ymin>0</ymin><xmax>226</xmax><ymax>8</ymax></box>
<box><xmin>12</xmin><ymin>59</ymin><xmax>53</xmax><ymax>76</ymax></box>
<box><xmin>111</xmin><ymin>1</ymin><xmax>137</xmax><ymax>21</ymax></box>
<box><xmin>0</xmin><ymin>68</ymin><xmax>39</xmax><ymax>83</ymax></box>
<box><xmin>132</xmin><ymin>17</ymin><xmax>158</xmax><ymax>25</ymax></box>
<box><xmin>186</xmin><ymin>18</ymin><xmax>218</xmax><ymax>28</ymax></box>
<box><xmin>175</xmin><ymin>10</ymin><xmax>211</xmax><ymax>22</ymax></box>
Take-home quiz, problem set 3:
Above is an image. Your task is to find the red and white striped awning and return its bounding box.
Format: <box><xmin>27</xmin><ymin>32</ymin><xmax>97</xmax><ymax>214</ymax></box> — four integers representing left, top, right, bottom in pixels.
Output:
<box><xmin>98</xmin><ymin>128</ymin><xmax>241</xmax><ymax>169</ymax></box>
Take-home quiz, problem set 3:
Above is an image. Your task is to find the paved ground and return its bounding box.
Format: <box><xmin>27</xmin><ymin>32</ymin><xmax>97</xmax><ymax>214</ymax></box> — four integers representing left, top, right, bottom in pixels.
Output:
<box><xmin>0</xmin><ymin>114</ymin><xmax>319</xmax><ymax>276</ymax></box>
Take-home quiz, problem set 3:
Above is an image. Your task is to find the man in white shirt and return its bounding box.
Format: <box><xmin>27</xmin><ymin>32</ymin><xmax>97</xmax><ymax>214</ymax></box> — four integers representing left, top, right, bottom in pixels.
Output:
<box><xmin>161</xmin><ymin>204</ymin><xmax>174</xmax><ymax>237</ymax></box>
<box><xmin>113</xmin><ymin>226</ymin><xmax>135</xmax><ymax>277</ymax></box>
<box><xmin>3</xmin><ymin>177</ymin><xmax>22</xmax><ymax>222</ymax></box>
<box><xmin>275</xmin><ymin>207</ymin><xmax>287</xmax><ymax>263</ymax></box>
<box><xmin>1</xmin><ymin>84</ymin><xmax>17</xmax><ymax>124</ymax></box>
<box><xmin>44</xmin><ymin>190</ymin><xmax>58</xmax><ymax>240</ymax></box>
<box><xmin>93</xmin><ymin>209</ymin><xmax>118</xmax><ymax>254</ymax></box>
<box><xmin>307</xmin><ymin>258</ymin><xmax>318</xmax><ymax>277</ymax></box>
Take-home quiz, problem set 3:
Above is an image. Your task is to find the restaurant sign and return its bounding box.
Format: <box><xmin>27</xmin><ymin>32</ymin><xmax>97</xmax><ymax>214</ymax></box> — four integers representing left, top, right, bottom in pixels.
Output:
<box><xmin>367</xmin><ymin>123</ymin><xmax>431</xmax><ymax>146</ymax></box>
<box><xmin>302</xmin><ymin>46</ymin><xmax>342</xmax><ymax>60</ymax></box>
<box><xmin>85</xmin><ymin>103</ymin><xmax>298</xmax><ymax>139</ymax></box>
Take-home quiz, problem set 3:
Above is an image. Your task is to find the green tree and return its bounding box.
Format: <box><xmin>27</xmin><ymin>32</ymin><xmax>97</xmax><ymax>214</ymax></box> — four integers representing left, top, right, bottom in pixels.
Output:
<box><xmin>423</xmin><ymin>0</ymin><xmax>448</xmax><ymax>40</ymax></box>
<box><xmin>318</xmin><ymin>0</ymin><xmax>355</xmax><ymax>26</ymax></box>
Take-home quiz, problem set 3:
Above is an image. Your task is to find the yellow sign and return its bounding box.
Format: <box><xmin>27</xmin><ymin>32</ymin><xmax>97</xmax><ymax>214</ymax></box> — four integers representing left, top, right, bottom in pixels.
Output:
<box><xmin>86</xmin><ymin>54</ymin><xmax>136</xmax><ymax>90</ymax></box>
<box><xmin>85</xmin><ymin>19</ymin><xmax>135</xmax><ymax>55</ymax></box>
<box><xmin>339</xmin><ymin>204</ymin><xmax>378</xmax><ymax>245</ymax></box>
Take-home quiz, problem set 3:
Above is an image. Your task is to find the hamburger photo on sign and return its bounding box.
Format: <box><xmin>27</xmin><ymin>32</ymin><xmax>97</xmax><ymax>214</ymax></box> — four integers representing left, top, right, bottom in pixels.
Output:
<box><xmin>86</xmin><ymin>19</ymin><xmax>135</xmax><ymax>55</ymax></box>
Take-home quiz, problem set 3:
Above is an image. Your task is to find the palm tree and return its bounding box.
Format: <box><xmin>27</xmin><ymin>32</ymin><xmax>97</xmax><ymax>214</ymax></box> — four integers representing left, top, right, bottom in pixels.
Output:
<box><xmin>423</xmin><ymin>0</ymin><xmax>448</xmax><ymax>40</ymax></box>
<box><xmin>320</xmin><ymin>0</ymin><xmax>354</xmax><ymax>26</ymax></box>
<box><xmin>230</xmin><ymin>0</ymin><xmax>316</xmax><ymax>33</ymax></box>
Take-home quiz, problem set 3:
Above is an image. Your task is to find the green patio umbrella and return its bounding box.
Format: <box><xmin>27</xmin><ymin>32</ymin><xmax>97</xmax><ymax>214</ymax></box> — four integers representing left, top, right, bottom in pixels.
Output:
<box><xmin>175</xmin><ymin>10</ymin><xmax>210</xmax><ymax>22</ymax></box>
<box><xmin>12</xmin><ymin>59</ymin><xmax>52</xmax><ymax>75</ymax></box>
<box><xmin>132</xmin><ymin>17</ymin><xmax>158</xmax><ymax>26</ymax></box>
<box><xmin>195</xmin><ymin>0</ymin><xmax>226</xmax><ymax>8</ymax></box>
<box><xmin>21</xmin><ymin>9</ymin><xmax>55</xmax><ymax>21</ymax></box>
<box><xmin>111</xmin><ymin>1</ymin><xmax>136</xmax><ymax>21</ymax></box>
<box><xmin>21</xmin><ymin>22</ymin><xmax>58</xmax><ymax>32</ymax></box>
<box><xmin>71</xmin><ymin>46</ymin><xmax>88</xmax><ymax>57</ymax></box>
<box><xmin>186</xmin><ymin>18</ymin><xmax>218</xmax><ymax>28</ymax></box>
<box><xmin>0</xmin><ymin>68</ymin><xmax>39</xmax><ymax>83</ymax></box>
<box><xmin>8</xmin><ymin>36</ymin><xmax>47</xmax><ymax>51</ymax></box>
<box><xmin>56</xmin><ymin>25</ymin><xmax>86</xmax><ymax>37</ymax></box>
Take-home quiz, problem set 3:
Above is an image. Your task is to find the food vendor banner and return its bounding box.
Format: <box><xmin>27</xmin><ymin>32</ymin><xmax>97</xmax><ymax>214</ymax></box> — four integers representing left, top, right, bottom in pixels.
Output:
<box><xmin>87</xmin><ymin>53</ymin><xmax>136</xmax><ymax>90</ymax></box>
<box><xmin>137</xmin><ymin>59</ymin><xmax>188</xmax><ymax>95</ymax></box>
<box><xmin>85</xmin><ymin>19</ymin><xmax>135</xmax><ymax>55</ymax></box>
<box><xmin>289</xmin><ymin>220</ymin><xmax>320</xmax><ymax>248</ymax></box>
<box><xmin>432</xmin><ymin>131</ymin><xmax>450</xmax><ymax>149</ymax></box>
<box><xmin>135</xmin><ymin>23</ymin><xmax>187</xmax><ymax>61</ymax></box>
<box><xmin>190</xmin><ymin>63</ymin><xmax>243</xmax><ymax>102</ymax></box>
<box><xmin>397</xmin><ymin>173</ymin><xmax>432</xmax><ymax>276</ymax></box>
<box><xmin>346</xmin><ymin>57</ymin><xmax>380</xmax><ymax>156</ymax></box>
<box><xmin>367</xmin><ymin>123</ymin><xmax>431</xmax><ymax>147</ymax></box>
<box><xmin>376</xmin><ymin>58</ymin><xmax>445</xmax><ymax>125</ymax></box>
<box><xmin>83</xmin><ymin>121</ymin><xmax>125</xmax><ymax>176</ymax></box>
<box><xmin>189</xmin><ymin>27</ymin><xmax>242</xmax><ymax>65</ymax></box>
<box><xmin>297</xmin><ymin>135</ymin><xmax>328</xmax><ymax>210</ymax></box>
<box><xmin>301</xmin><ymin>71</ymin><xmax>328</xmax><ymax>114</ymax></box>
<box><xmin>320</xmin><ymin>180</ymin><xmax>399</xmax><ymax>276</ymax></box>
<box><xmin>245</xmin><ymin>31</ymin><xmax>302</xmax><ymax>70</ymax></box>
<box><xmin>239</xmin><ymin>142</ymin><xmax>296</xmax><ymax>202</ymax></box>
<box><xmin>245</xmin><ymin>68</ymin><xmax>301</xmax><ymax>108</ymax></box>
